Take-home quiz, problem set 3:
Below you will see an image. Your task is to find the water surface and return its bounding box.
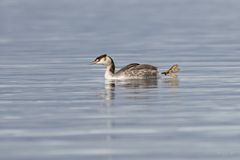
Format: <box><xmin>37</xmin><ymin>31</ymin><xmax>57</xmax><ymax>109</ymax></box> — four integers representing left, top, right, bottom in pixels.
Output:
<box><xmin>1</xmin><ymin>0</ymin><xmax>240</xmax><ymax>159</ymax></box>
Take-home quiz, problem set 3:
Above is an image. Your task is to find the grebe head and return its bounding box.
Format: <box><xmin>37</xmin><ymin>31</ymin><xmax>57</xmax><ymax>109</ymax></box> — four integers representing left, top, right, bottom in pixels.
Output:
<box><xmin>91</xmin><ymin>54</ymin><xmax>113</xmax><ymax>67</ymax></box>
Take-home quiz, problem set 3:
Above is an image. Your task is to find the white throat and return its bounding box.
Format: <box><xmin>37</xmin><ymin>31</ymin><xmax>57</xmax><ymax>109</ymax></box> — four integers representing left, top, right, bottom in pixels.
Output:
<box><xmin>104</xmin><ymin>65</ymin><xmax>114</xmax><ymax>79</ymax></box>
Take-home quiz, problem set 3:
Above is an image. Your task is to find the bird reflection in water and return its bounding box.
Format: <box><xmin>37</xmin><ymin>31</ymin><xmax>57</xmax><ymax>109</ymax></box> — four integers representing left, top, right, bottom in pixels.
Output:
<box><xmin>104</xmin><ymin>79</ymin><xmax>159</xmax><ymax>101</ymax></box>
<box><xmin>161</xmin><ymin>78</ymin><xmax>180</xmax><ymax>88</ymax></box>
<box><xmin>104</xmin><ymin>80</ymin><xmax>116</xmax><ymax>100</ymax></box>
<box><xmin>104</xmin><ymin>78</ymin><xmax>179</xmax><ymax>100</ymax></box>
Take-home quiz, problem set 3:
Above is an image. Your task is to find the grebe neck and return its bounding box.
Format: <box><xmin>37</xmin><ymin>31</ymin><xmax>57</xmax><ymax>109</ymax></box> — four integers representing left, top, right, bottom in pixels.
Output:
<box><xmin>104</xmin><ymin>57</ymin><xmax>115</xmax><ymax>79</ymax></box>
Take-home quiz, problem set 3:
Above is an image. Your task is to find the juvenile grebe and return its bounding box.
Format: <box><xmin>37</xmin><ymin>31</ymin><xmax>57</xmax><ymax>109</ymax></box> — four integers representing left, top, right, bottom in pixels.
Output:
<box><xmin>91</xmin><ymin>54</ymin><xmax>179</xmax><ymax>80</ymax></box>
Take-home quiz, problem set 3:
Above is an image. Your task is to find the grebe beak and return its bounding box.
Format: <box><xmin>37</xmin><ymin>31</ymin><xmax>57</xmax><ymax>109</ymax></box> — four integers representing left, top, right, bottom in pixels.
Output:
<box><xmin>90</xmin><ymin>60</ymin><xmax>97</xmax><ymax>64</ymax></box>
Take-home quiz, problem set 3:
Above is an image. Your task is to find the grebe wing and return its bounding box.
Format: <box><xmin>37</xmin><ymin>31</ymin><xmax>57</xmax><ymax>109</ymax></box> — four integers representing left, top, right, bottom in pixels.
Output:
<box><xmin>115</xmin><ymin>63</ymin><xmax>140</xmax><ymax>74</ymax></box>
<box><xmin>135</xmin><ymin>64</ymin><xmax>158</xmax><ymax>70</ymax></box>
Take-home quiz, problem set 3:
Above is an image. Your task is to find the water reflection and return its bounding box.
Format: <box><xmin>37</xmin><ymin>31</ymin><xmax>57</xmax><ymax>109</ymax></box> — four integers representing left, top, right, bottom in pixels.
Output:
<box><xmin>104</xmin><ymin>80</ymin><xmax>116</xmax><ymax>101</ymax></box>
<box><xmin>104</xmin><ymin>78</ymin><xmax>179</xmax><ymax>101</ymax></box>
<box><xmin>117</xmin><ymin>79</ymin><xmax>159</xmax><ymax>89</ymax></box>
<box><xmin>104</xmin><ymin>79</ymin><xmax>159</xmax><ymax>100</ymax></box>
<box><xmin>161</xmin><ymin>78</ymin><xmax>180</xmax><ymax>88</ymax></box>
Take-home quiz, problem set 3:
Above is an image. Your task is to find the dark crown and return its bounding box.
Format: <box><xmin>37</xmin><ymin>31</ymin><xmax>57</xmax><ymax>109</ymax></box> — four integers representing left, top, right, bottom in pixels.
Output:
<box><xmin>95</xmin><ymin>54</ymin><xmax>107</xmax><ymax>61</ymax></box>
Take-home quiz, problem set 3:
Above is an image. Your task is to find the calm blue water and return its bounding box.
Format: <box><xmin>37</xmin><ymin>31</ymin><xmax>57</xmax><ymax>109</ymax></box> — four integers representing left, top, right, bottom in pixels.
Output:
<box><xmin>1</xmin><ymin>0</ymin><xmax>240</xmax><ymax>159</ymax></box>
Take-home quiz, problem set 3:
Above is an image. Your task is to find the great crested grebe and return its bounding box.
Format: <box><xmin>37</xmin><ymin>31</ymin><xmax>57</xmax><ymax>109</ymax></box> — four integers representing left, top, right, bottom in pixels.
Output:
<box><xmin>91</xmin><ymin>54</ymin><xmax>179</xmax><ymax>80</ymax></box>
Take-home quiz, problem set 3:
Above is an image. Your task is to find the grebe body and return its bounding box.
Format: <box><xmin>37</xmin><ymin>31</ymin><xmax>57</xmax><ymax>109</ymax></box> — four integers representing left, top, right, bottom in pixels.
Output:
<box><xmin>91</xmin><ymin>54</ymin><xmax>179</xmax><ymax>80</ymax></box>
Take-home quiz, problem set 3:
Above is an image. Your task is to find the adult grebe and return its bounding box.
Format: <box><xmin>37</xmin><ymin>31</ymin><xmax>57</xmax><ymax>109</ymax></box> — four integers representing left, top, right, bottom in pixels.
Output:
<box><xmin>91</xmin><ymin>54</ymin><xmax>179</xmax><ymax>80</ymax></box>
